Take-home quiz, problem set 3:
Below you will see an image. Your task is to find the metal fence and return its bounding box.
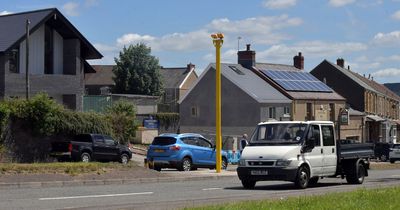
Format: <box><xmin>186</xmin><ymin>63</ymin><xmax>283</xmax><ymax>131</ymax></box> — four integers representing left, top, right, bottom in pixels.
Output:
<box><xmin>83</xmin><ymin>95</ymin><xmax>113</xmax><ymax>113</ymax></box>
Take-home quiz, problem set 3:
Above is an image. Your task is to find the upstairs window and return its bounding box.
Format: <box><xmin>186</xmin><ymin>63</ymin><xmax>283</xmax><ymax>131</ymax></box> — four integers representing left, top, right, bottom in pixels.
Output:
<box><xmin>8</xmin><ymin>48</ymin><xmax>19</xmax><ymax>73</ymax></box>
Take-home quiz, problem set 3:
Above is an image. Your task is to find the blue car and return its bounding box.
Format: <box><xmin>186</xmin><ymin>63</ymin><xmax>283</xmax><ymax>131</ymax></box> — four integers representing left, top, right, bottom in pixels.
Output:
<box><xmin>147</xmin><ymin>133</ymin><xmax>228</xmax><ymax>171</ymax></box>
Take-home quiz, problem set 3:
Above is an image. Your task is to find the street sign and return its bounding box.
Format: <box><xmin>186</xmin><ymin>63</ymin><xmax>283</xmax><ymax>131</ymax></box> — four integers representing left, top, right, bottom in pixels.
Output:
<box><xmin>143</xmin><ymin>119</ymin><xmax>159</xmax><ymax>129</ymax></box>
<box><xmin>340</xmin><ymin>109</ymin><xmax>349</xmax><ymax>125</ymax></box>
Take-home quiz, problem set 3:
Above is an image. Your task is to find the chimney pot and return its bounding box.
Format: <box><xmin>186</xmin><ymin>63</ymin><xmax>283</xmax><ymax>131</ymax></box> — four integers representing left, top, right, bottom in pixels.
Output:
<box><xmin>246</xmin><ymin>44</ymin><xmax>251</xmax><ymax>51</ymax></box>
<box><xmin>347</xmin><ymin>65</ymin><xmax>350</xmax><ymax>70</ymax></box>
<box><xmin>368</xmin><ymin>74</ymin><xmax>371</xmax><ymax>79</ymax></box>
<box><xmin>238</xmin><ymin>44</ymin><xmax>256</xmax><ymax>68</ymax></box>
<box><xmin>187</xmin><ymin>63</ymin><xmax>195</xmax><ymax>71</ymax></box>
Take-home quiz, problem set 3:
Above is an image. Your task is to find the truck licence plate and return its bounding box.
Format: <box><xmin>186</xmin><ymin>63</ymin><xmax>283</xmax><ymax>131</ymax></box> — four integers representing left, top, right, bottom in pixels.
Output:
<box><xmin>251</xmin><ymin>170</ymin><xmax>268</xmax><ymax>175</ymax></box>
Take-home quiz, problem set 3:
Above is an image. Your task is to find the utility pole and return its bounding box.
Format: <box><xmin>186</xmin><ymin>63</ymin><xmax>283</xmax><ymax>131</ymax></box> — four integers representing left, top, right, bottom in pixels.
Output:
<box><xmin>211</xmin><ymin>33</ymin><xmax>224</xmax><ymax>173</ymax></box>
<box><xmin>25</xmin><ymin>19</ymin><xmax>30</xmax><ymax>100</ymax></box>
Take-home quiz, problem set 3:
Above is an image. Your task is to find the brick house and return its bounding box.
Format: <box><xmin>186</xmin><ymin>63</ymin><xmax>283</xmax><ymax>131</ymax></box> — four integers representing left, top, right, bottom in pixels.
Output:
<box><xmin>311</xmin><ymin>59</ymin><xmax>400</xmax><ymax>143</ymax></box>
<box><xmin>0</xmin><ymin>8</ymin><xmax>102</xmax><ymax>110</ymax></box>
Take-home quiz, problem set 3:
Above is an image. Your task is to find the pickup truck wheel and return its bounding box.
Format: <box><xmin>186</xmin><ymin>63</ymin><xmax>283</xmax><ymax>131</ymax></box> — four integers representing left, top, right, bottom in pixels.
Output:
<box><xmin>295</xmin><ymin>166</ymin><xmax>310</xmax><ymax>189</ymax></box>
<box><xmin>81</xmin><ymin>152</ymin><xmax>91</xmax><ymax>163</ymax></box>
<box><xmin>309</xmin><ymin>177</ymin><xmax>319</xmax><ymax>186</ymax></box>
<box><xmin>390</xmin><ymin>159</ymin><xmax>395</xmax><ymax>164</ymax></box>
<box><xmin>120</xmin><ymin>154</ymin><xmax>129</xmax><ymax>164</ymax></box>
<box><xmin>346</xmin><ymin>163</ymin><xmax>365</xmax><ymax>184</ymax></box>
<box><xmin>381</xmin><ymin>155</ymin><xmax>387</xmax><ymax>162</ymax></box>
<box><xmin>241</xmin><ymin>179</ymin><xmax>256</xmax><ymax>189</ymax></box>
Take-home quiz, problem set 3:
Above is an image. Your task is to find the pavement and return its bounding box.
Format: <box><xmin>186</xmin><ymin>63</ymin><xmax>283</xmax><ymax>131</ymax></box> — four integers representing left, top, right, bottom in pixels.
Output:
<box><xmin>0</xmin><ymin>149</ymin><xmax>239</xmax><ymax>190</ymax></box>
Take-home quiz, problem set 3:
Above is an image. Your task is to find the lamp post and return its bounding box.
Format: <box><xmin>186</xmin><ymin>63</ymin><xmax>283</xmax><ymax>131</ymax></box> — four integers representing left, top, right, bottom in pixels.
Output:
<box><xmin>211</xmin><ymin>33</ymin><xmax>224</xmax><ymax>173</ymax></box>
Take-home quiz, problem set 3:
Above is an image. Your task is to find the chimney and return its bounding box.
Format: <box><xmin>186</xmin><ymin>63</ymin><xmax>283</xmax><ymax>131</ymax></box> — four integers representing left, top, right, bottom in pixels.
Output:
<box><xmin>347</xmin><ymin>65</ymin><xmax>350</xmax><ymax>70</ymax></box>
<box><xmin>238</xmin><ymin>44</ymin><xmax>256</xmax><ymax>69</ymax></box>
<box><xmin>293</xmin><ymin>52</ymin><xmax>304</xmax><ymax>70</ymax></box>
<box><xmin>337</xmin><ymin>58</ymin><xmax>345</xmax><ymax>68</ymax></box>
<box><xmin>186</xmin><ymin>63</ymin><xmax>195</xmax><ymax>71</ymax></box>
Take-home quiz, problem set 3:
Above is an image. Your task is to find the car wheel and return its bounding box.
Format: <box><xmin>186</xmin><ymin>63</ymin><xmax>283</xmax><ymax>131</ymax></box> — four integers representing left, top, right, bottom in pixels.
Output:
<box><xmin>241</xmin><ymin>179</ymin><xmax>256</xmax><ymax>189</ymax></box>
<box><xmin>295</xmin><ymin>166</ymin><xmax>310</xmax><ymax>189</ymax></box>
<box><xmin>221</xmin><ymin>158</ymin><xmax>228</xmax><ymax>170</ymax></box>
<box><xmin>120</xmin><ymin>154</ymin><xmax>129</xmax><ymax>164</ymax></box>
<box><xmin>154</xmin><ymin>166</ymin><xmax>162</xmax><ymax>171</ymax></box>
<box><xmin>81</xmin><ymin>152</ymin><xmax>91</xmax><ymax>163</ymax></box>
<box><xmin>381</xmin><ymin>155</ymin><xmax>387</xmax><ymax>162</ymax></box>
<box><xmin>179</xmin><ymin>157</ymin><xmax>192</xmax><ymax>171</ymax></box>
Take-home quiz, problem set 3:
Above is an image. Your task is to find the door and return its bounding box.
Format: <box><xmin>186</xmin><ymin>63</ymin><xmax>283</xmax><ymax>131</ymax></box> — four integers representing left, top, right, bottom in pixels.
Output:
<box><xmin>321</xmin><ymin>125</ymin><xmax>337</xmax><ymax>176</ymax></box>
<box><xmin>92</xmin><ymin>135</ymin><xmax>106</xmax><ymax>159</ymax></box>
<box><xmin>196</xmin><ymin>137</ymin><xmax>215</xmax><ymax>166</ymax></box>
<box><xmin>304</xmin><ymin>124</ymin><xmax>324</xmax><ymax>176</ymax></box>
<box><xmin>103</xmin><ymin>135</ymin><xmax>120</xmax><ymax>160</ymax></box>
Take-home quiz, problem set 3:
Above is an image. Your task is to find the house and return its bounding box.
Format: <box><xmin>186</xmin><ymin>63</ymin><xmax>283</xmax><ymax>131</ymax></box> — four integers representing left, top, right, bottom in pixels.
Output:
<box><xmin>0</xmin><ymin>8</ymin><xmax>101</xmax><ymax>110</ymax></box>
<box><xmin>159</xmin><ymin>63</ymin><xmax>198</xmax><ymax>113</ymax></box>
<box><xmin>179</xmin><ymin>62</ymin><xmax>292</xmax><ymax>138</ymax></box>
<box><xmin>239</xmin><ymin>45</ymin><xmax>346</xmax><ymax>124</ymax></box>
<box><xmin>85</xmin><ymin>65</ymin><xmax>114</xmax><ymax>95</ymax></box>
<box><xmin>311</xmin><ymin>59</ymin><xmax>400</xmax><ymax>143</ymax></box>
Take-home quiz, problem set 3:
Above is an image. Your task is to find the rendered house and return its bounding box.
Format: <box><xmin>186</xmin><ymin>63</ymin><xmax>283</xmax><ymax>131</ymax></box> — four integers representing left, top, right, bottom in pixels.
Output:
<box><xmin>311</xmin><ymin>59</ymin><xmax>400</xmax><ymax>143</ymax></box>
<box><xmin>0</xmin><ymin>8</ymin><xmax>102</xmax><ymax>110</ymax></box>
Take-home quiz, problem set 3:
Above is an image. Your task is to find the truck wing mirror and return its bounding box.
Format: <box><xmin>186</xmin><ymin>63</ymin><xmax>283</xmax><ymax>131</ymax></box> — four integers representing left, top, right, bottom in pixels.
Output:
<box><xmin>301</xmin><ymin>137</ymin><xmax>315</xmax><ymax>153</ymax></box>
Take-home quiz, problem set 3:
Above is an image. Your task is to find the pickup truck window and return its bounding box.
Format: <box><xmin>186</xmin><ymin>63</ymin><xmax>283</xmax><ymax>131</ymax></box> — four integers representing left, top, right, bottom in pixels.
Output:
<box><xmin>251</xmin><ymin>123</ymin><xmax>306</xmax><ymax>144</ymax></box>
<box><xmin>322</xmin><ymin>125</ymin><xmax>335</xmax><ymax>146</ymax></box>
<box><xmin>104</xmin><ymin>136</ymin><xmax>116</xmax><ymax>146</ymax></box>
<box><xmin>94</xmin><ymin>135</ymin><xmax>104</xmax><ymax>144</ymax></box>
<box><xmin>307</xmin><ymin>125</ymin><xmax>321</xmax><ymax>146</ymax></box>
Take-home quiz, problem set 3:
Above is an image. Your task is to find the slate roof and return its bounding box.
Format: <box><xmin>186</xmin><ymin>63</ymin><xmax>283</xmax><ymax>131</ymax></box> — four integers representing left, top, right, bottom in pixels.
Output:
<box><xmin>254</xmin><ymin>62</ymin><xmax>345</xmax><ymax>101</ymax></box>
<box><xmin>180</xmin><ymin>63</ymin><xmax>291</xmax><ymax>104</ymax></box>
<box><xmin>85</xmin><ymin>65</ymin><xmax>115</xmax><ymax>86</ymax></box>
<box><xmin>385</xmin><ymin>83</ymin><xmax>400</xmax><ymax>97</ymax></box>
<box><xmin>160</xmin><ymin>67</ymin><xmax>195</xmax><ymax>89</ymax></box>
<box><xmin>324</xmin><ymin>60</ymin><xmax>400</xmax><ymax>101</ymax></box>
<box><xmin>0</xmin><ymin>8</ymin><xmax>102</xmax><ymax>59</ymax></box>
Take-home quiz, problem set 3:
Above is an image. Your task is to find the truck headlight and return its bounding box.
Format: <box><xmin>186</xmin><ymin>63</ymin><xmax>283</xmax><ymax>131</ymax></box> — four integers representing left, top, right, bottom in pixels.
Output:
<box><xmin>239</xmin><ymin>159</ymin><xmax>246</xmax><ymax>166</ymax></box>
<box><xmin>275</xmin><ymin>159</ymin><xmax>292</xmax><ymax>166</ymax></box>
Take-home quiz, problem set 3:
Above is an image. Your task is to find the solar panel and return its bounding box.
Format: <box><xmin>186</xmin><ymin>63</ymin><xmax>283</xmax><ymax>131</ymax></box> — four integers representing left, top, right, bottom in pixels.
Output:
<box><xmin>260</xmin><ymin>70</ymin><xmax>333</xmax><ymax>92</ymax></box>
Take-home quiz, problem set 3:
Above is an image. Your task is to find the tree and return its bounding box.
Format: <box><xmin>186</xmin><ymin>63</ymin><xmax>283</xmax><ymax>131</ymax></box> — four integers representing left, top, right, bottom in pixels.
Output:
<box><xmin>113</xmin><ymin>43</ymin><xmax>163</xmax><ymax>96</ymax></box>
<box><xmin>105</xmin><ymin>100</ymin><xmax>137</xmax><ymax>145</ymax></box>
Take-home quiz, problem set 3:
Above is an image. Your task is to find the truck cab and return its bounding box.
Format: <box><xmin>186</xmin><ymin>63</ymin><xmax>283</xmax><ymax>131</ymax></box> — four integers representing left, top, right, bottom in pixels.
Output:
<box><xmin>237</xmin><ymin>121</ymin><xmax>370</xmax><ymax>189</ymax></box>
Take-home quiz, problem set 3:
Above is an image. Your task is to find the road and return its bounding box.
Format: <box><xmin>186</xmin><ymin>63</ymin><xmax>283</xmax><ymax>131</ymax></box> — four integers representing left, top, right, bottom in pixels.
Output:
<box><xmin>1</xmin><ymin>169</ymin><xmax>400</xmax><ymax>210</ymax></box>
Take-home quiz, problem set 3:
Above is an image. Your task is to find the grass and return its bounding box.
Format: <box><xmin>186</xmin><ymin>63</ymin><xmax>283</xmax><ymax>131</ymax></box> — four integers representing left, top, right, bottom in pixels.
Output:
<box><xmin>185</xmin><ymin>187</ymin><xmax>400</xmax><ymax>210</ymax></box>
<box><xmin>0</xmin><ymin>161</ymin><xmax>137</xmax><ymax>176</ymax></box>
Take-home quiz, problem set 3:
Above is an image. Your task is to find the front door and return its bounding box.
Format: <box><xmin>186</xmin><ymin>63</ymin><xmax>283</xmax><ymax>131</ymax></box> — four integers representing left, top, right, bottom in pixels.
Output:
<box><xmin>304</xmin><ymin>124</ymin><xmax>324</xmax><ymax>177</ymax></box>
<box><xmin>321</xmin><ymin>125</ymin><xmax>337</xmax><ymax>176</ymax></box>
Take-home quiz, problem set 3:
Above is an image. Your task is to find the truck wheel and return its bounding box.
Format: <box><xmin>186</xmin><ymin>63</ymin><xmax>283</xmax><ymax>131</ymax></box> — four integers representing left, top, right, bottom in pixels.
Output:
<box><xmin>81</xmin><ymin>152</ymin><xmax>91</xmax><ymax>163</ymax></box>
<box><xmin>241</xmin><ymin>179</ymin><xmax>256</xmax><ymax>189</ymax></box>
<box><xmin>153</xmin><ymin>166</ymin><xmax>162</xmax><ymax>171</ymax></box>
<box><xmin>295</xmin><ymin>166</ymin><xmax>310</xmax><ymax>189</ymax></box>
<box><xmin>309</xmin><ymin>177</ymin><xmax>319</xmax><ymax>186</ymax></box>
<box><xmin>390</xmin><ymin>159</ymin><xmax>395</xmax><ymax>164</ymax></box>
<box><xmin>346</xmin><ymin>163</ymin><xmax>365</xmax><ymax>184</ymax></box>
<box><xmin>381</xmin><ymin>155</ymin><xmax>387</xmax><ymax>162</ymax></box>
<box><xmin>120</xmin><ymin>154</ymin><xmax>129</xmax><ymax>164</ymax></box>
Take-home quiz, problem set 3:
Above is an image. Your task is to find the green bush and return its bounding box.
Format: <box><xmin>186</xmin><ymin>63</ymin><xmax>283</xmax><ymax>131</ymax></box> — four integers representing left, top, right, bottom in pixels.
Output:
<box><xmin>105</xmin><ymin>100</ymin><xmax>137</xmax><ymax>145</ymax></box>
<box><xmin>153</xmin><ymin>112</ymin><xmax>179</xmax><ymax>130</ymax></box>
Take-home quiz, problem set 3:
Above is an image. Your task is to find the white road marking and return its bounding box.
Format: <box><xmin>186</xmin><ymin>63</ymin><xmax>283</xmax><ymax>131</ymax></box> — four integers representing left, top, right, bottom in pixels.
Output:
<box><xmin>39</xmin><ymin>192</ymin><xmax>153</xmax><ymax>201</ymax></box>
<box><xmin>391</xmin><ymin>175</ymin><xmax>400</xmax><ymax>177</ymax></box>
<box><xmin>202</xmin><ymin>188</ymin><xmax>222</xmax><ymax>191</ymax></box>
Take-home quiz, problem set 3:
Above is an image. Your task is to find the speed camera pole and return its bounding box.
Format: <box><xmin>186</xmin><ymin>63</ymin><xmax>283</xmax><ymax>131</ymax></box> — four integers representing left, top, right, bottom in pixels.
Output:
<box><xmin>211</xmin><ymin>33</ymin><xmax>224</xmax><ymax>173</ymax></box>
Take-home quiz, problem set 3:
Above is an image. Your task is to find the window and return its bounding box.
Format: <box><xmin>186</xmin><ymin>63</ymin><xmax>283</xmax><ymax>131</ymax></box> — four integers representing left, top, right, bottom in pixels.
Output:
<box><xmin>306</xmin><ymin>103</ymin><xmax>313</xmax><ymax>120</ymax></box>
<box><xmin>269</xmin><ymin>107</ymin><xmax>276</xmax><ymax>119</ymax></box>
<box><xmin>229</xmin><ymin>66</ymin><xmax>245</xmax><ymax>75</ymax></box>
<box><xmin>8</xmin><ymin>48</ymin><xmax>19</xmax><ymax>73</ymax></box>
<box><xmin>197</xmin><ymin>138</ymin><xmax>212</xmax><ymax>148</ymax></box>
<box><xmin>191</xmin><ymin>106</ymin><xmax>198</xmax><ymax>117</ymax></box>
<box><xmin>152</xmin><ymin>137</ymin><xmax>176</xmax><ymax>145</ymax></box>
<box><xmin>104</xmin><ymin>136</ymin><xmax>116</xmax><ymax>146</ymax></box>
<box><xmin>321</xmin><ymin>125</ymin><xmax>335</xmax><ymax>146</ymax></box>
<box><xmin>182</xmin><ymin>138</ymin><xmax>197</xmax><ymax>146</ymax></box>
<box><xmin>93</xmin><ymin>135</ymin><xmax>104</xmax><ymax>144</ymax></box>
<box><xmin>307</xmin><ymin>125</ymin><xmax>321</xmax><ymax>146</ymax></box>
<box><xmin>284</xmin><ymin>106</ymin><xmax>290</xmax><ymax>114</ymax></box>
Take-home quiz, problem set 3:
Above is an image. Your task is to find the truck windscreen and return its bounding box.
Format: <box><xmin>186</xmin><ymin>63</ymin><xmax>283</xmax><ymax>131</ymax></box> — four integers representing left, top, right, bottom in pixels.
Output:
<box><xmin>250</xmin><ymin>123</ymin><xmax>307</xmax><ymax>144</ymax></box>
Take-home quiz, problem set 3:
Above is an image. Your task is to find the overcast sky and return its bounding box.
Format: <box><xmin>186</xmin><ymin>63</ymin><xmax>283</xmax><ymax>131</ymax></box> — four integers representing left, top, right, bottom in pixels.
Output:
<box><xmin>1</xmin><ymin>0</ymin><xmax>400</xmax><ymax>83</ymax></box>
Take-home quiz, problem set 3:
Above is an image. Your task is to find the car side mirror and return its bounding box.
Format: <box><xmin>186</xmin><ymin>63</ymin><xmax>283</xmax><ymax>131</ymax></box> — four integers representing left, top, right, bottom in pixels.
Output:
<box><xmin>114</xmin><ymin>141</ymin><xmax>119</xmax><ymax>146</ymax></box>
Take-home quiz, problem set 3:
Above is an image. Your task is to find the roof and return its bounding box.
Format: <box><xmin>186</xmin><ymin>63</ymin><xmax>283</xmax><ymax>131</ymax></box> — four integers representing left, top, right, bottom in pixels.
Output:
<box><xmin>254</xmin><ymin>62</ymin><xmax>345</xmax><ymax>101</ymax></box>
<box><xmin>324</xmin><ymin>60</ymin><xmax>400</xmax><ymax>101</ymax></box>
<box><xmin>0</xmin><ymin>8</ymin><xmax>102</xmax><ymax>59</ymax></box>
<box><xmin>385</xmin><ymin>83</ymin><xmax>400</xmax><ymax>97</ymax></box>
<box><xmin>348</xmin><ymin>108</ymin><xmax>365</xmax><ymax>116</ymax></box>
<box><xmin>85</xmin><ymin>65</ymin><xmax>115</xmax><ymax>86</ymax></box>
<box><xmin>180</xmin><ymin>63</ymin><xmax>291</xmax><ymax>104</ymax></box>
<box><xmin>159</xmin><ymin>66</ymin><xmax>196</xmax><ymax>88</ymax></box>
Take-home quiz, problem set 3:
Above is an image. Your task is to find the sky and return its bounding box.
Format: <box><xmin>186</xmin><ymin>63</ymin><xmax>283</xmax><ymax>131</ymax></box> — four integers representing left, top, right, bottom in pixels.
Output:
<box><xmin>1</xmin><ymin>0</ymin><xmax>400</xmax><ymax>84</ymax></box>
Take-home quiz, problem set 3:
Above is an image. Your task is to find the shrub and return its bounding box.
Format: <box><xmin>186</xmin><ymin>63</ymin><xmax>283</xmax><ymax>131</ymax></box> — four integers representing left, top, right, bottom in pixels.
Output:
<box><xmin>105</xmin><ymin>100</ymin><xmax>137</xmax><ymax>145</ymax></box>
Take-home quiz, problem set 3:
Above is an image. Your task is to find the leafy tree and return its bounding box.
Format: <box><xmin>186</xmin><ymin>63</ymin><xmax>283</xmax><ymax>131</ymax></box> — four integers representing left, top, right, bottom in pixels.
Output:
<box><xmin>105</xmin><ymin>100</ymin><xmax>137</xmax><ymax>145</ymax></box>
<box><xmin>113</xmin><ymin>43</ymin><xmax>163</xmax><ymax>96</ymax></box>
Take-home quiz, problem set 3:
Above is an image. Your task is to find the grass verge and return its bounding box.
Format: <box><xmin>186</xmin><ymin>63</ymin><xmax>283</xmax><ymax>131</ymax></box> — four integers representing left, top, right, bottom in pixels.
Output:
<box><xmin>0</xmin><ymin>162</ymin><xmax>137</xmax><ymax>176</ymax></box>
<box><xmin>185</xmin><ymin>186</ymin><xmax>400</xmax><ymax>210</ymax></box>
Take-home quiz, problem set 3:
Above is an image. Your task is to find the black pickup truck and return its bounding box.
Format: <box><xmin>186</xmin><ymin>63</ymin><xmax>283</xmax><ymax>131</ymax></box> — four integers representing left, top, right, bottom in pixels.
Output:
<box><xmin>50</xmin><ymin>134</ymin><xmax>132</xmax><ymax>164</ymax></box>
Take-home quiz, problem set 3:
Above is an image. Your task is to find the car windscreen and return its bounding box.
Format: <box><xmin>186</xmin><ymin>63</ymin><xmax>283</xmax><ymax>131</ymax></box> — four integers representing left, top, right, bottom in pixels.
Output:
<box><xmin>151</xmin><ymin>137</ymin><xmax>177</xmax><ymax>145</ymax></box>
<box><xmin>250</xmin><ymin>123</ymin><xmax>307</xmax><ymax>145</ymax></box>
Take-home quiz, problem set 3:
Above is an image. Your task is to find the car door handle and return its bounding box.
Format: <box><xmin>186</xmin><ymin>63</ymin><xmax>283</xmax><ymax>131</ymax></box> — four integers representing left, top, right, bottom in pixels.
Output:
<box><xmin>321</xmin><ymin>148</ymin><xmax>323</xmax><ymax>154</ymax></box>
